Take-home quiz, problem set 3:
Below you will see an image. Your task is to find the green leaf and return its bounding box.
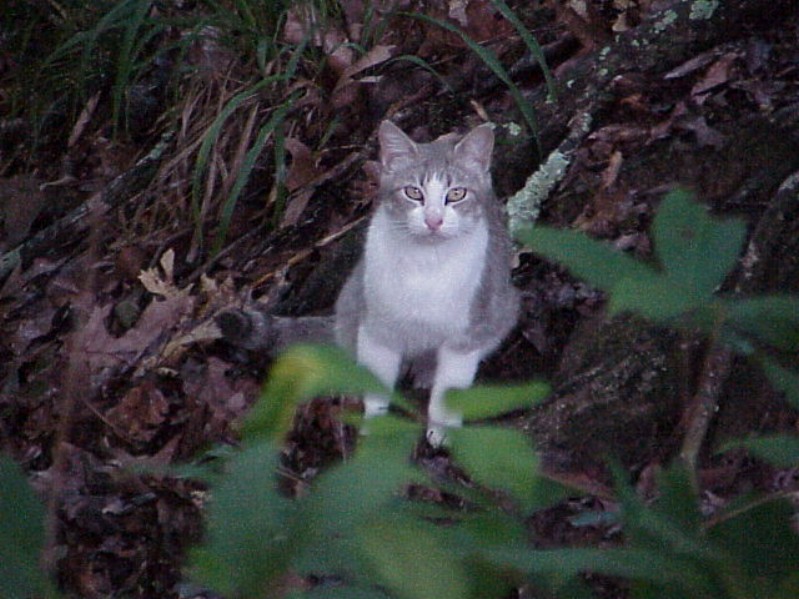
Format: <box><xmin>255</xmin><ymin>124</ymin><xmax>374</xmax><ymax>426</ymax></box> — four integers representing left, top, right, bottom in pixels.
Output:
<box><xmin>212</xmin><ymin>98</ymin><xmax>294</xmax><ymax>256</ymax></box>
<box><xmin>190</xmin><ymin>440</ymin><xmax>296</xmax><ymax>597</ymax></box>
<box><xmin>358</xmin><ymin>515</ymin><xmax>469</xmax><ymax>599</ymax></box>
<box><xmin>708</xmin><ymin>497</ymin><xmax>799</xmax><ymax>584</ymax></box>
<box><xmin>445</xmin><ymin>381</ymin><xmax>549</xmax><ymax>420</ymax></box>
<box><xmin>653</xmin><ymin>190</ymin><xmax>746</xmax><ymax>297</ymax></box>
<box><xmin>450</xmin><ymin>510</ymin><xmax>527</xmax><ymax>551</ymax></box>
<box><xmin>760</xmin><ymin>356</ymin><xmax>799</xmax><ymax>410</ymax></box>
<box><xmin>650</xmin><ymin>462</ymin><xmax>703</xmax><ymax>534</ymax></box>
<box><xmin>725</xmin><ymin>435</ymin><xmax>799</xmax><ymax>467</ymax></box>
<box><xmin>609</xmin><ymin>276</ymin><xmax>708</xmax><ymax>320</ymax></box>
<box><xmin>727</xmin><ymin>296</ymin><xmax>799</xmax><ymax>352</ymax></box>
<box><xmin>296</xmin><ymin>417</ymin><xmax>423</xmax><ymax>576</ymax></box>
<box><xmin>243</xmin><ymin>344</ymin><xmax>390</xmax><ymax>440</ymax></box>
<box><xmin>518</xmin><ymin>191</ymin><xmax>752</xmax><ymax>327</ymax></box>
<box><xmin>449</xmin><ymin>427</ymin><xmax>540</xmax><ymax>510</ymax></box>
<box><xmin>0</xmin><ymin>458</ymin><xmax>55</xmax><ymax>599</ymax></box>
<box><xmin>486</xmin><ymin>546</ymin><xmax>707</xmax><ymax>588</ymax></box>
<box><xmin>303</xmin><ymin>417</ymin><xmax>421</xmax><ymax>536</ymax></box>
<box><xmin>298</xmin><ymin>585</ymin><xmax>393</xmax><ymax>598</ymax></box>
<box><xmin>614</xmin><ymin>462</ymin><xmax>708</xmax><ymax>560</ymax></box>
<box><xmin>516</xmin><ymin>226</ymin><xmax>656</xmax><ymax>291</ymax></box>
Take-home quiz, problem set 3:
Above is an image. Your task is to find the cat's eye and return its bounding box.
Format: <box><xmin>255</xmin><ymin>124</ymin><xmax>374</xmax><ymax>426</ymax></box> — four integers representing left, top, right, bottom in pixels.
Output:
<box><xmin>446</xmin><ymin>187</ymin><xmax>467</xmax><ymax>203</ymax></box>
<box><xmin>403</xmin><ymin>186</ymin><xmax>423</xmax><ymax>201</ymax></box>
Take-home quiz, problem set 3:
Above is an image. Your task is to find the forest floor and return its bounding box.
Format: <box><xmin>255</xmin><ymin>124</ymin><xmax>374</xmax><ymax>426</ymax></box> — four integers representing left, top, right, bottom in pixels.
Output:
<box><xmin>1</xmin><ymin>1</ymin><xmax>798</xmax><ymax>597</ymax></box>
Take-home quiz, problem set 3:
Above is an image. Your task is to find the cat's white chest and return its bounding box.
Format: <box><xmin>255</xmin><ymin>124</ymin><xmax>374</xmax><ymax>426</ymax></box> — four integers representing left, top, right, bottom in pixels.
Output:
<box><xmin>363</xmin><ymin>209</ymin><xmax>488</xmax><ymax>342</ymax></box>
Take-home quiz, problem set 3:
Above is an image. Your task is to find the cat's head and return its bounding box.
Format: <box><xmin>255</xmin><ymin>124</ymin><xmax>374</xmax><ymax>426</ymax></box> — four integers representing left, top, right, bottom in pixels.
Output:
<box><xmin>376</xmin><ymin>120</ymin><xmax>495</xmax><ymax>242</ymax></box>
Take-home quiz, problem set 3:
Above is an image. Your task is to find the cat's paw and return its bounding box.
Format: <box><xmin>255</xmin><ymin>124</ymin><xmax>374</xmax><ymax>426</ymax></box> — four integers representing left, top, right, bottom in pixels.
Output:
<box><xmin>359</xmin><ymin>395</ymin><xmax>390</xmax><ymax>437</ymax></box>
<box><xmin>426</xmin><ymin>408</ymin><xmax>463</xmax><ymax>447</ymax></box>
<box><xmin>363</xmin><ymin>395</ymin><xmax>390</xmax><ymax>418</ymax></box>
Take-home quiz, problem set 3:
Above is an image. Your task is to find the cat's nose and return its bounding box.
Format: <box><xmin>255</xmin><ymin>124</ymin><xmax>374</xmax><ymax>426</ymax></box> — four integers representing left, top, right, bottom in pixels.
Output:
<box><xmin>424</xmin><ymin>212</ymin><xmax>444</xmax><ymax>231</ymax></box>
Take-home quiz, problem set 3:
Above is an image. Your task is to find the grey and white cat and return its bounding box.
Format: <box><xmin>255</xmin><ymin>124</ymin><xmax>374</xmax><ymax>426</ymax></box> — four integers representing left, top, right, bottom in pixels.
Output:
<box><xmin>335</xmin><ymin>120</ymin><xmax>519</xmax><ymax>444</ymax></box>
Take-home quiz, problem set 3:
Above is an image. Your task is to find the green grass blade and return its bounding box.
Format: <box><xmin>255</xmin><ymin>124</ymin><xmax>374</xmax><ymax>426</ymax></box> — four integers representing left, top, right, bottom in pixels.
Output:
<box><xmin>79</xmin><ymin>1</ymin><xmax>138</xmax><ymax>99</ymax></box>
<box><xmin>211</xmin><ymin>99</ymin><xmax>292</xmax><ymax>256</ymax></box>
<box><xmin>404</xmin><ymin>12</ymin><xmax>539</xmax><ymax>149</ymax></box>
<box><xmin>390</xmin><ymin>54</ymin><xmax>453</xmax><ymax>92</ymax></box>
<box><xmin>358</xmin><ymin>516</ymin><xmax>469</xmax><ymax>599</ymax></box>
<box><xmin>190</xmin><ymin>74</ymin><xmax>285</xmax><ymax>248</ymax></box>
<box><xmin>112</xmin><ymin>0</ymin><xmax>152</xmax><ymax>135</ymax></box>
<box><xmin>490</xmin><ymin>0</ymin><xmax>558</xmax><ymax>102</ymax></box>
<box><xmin>270</xmin><ymin>115</ymin><xmax>288</xmax><ymax>227</ymax></box>
<box><xmin>233</xmin><ymin>0</ymin><xmax>257</xmax><ymax>29</ymax></box>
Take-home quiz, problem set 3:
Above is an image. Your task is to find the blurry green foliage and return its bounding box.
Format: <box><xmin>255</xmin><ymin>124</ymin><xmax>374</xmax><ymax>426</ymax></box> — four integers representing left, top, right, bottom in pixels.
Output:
<box><xmin>0</xmin><ymin>458</ymin><xmax>59</xmax><ymax>599</ymax></box>
<box><xmin>190</xmin><ymin>190</ymin><xmax>798</xmax><ymax>598</ymax></box>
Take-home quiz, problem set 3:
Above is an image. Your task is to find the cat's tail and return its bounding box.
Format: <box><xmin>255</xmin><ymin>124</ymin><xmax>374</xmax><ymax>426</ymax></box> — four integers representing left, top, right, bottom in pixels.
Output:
<box><xmin>217</xmin><ymin>307</ymin><xmax>335</xmax><ymax>353</ymax></box>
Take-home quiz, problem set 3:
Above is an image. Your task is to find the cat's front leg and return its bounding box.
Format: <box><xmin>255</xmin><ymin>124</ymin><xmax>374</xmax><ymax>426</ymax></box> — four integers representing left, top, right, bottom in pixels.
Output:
<box><xmin>357</xmin><ymin>325</ymin><xmax>402</xmax><ymax>418</ymax></box>
<box><xmin>427</xmin><ymin>346</ymin><xmax>482</xmax><ymax>445</ymax></box>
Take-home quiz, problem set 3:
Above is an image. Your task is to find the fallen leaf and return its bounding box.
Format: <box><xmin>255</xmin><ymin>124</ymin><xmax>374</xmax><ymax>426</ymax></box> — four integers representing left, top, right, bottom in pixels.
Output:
<box><xmin>72</xmin><ymin>291</ymin><xmax>194</xmax><ymax>390</ymax></box>
<box><xmin>677</xmin><ymin>115</ymin><xmax>725</xmax><ymax>149</ymax></box>
<box><xmin>691</xmin><ymin>53</ymin><xmax>739</xmax><ymax>102</ymax></box>
<box><xmin>68</xmin><ymin>92</ymin><xmax>101</xmax><ymax>148</ymax></box>
<box><xmin>333</xmin><ymin>44</ymin><xmax>396</xmax><ymax>92</ymax></box>
<box><xmin>664</xmin><ymin>49</ymin><xmax>719</xmax><ymax>80</ymax></box>
<box><xmin>600</xmin><ymin>150</ymin><xmax>624</xmax><ymax>190</ymax></box>
<box><xmin>106</xmin><ymin>381</ymin><xmax>170</xmax><ymax>444</ymax></box>
<box><xmin>284</xmin><ymin>5</ymin><xmax>354</xmax><ymax>75</ymax></box>
<box><xmin>182</xmin><ymin>356</ymin><xmax>254</xmax><ymax>425</ymax></box>
<box><xmin>284</xmin><ymin>138</ymin><xmax>319</xmax><ymax>191</ymax></box>
<box><xmin>0</xmin><ymin>175</ymin><xmax>47</xmax><ymax>245</ymax></box>
<box><xmin>279</xmin><ymin>137</ymin><xmax>323</xmax><ymax>228</ymax></box>
<box><xmin>138</xmin><ymin>249</ymin><xmax>192</xmax><ymax>300</ymax></box>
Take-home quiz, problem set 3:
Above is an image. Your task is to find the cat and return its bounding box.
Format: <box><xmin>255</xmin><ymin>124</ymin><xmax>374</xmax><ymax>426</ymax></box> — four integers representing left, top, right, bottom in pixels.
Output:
<box><xmin>334</xmin><ymin>120</ymin><xmax>519</xmax><ymax>444</ymax></box>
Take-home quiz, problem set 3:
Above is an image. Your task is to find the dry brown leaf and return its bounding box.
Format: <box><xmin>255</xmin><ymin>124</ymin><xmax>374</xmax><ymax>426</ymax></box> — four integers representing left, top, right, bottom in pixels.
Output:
<box><xmin>182</xmin><ymin>356</ymin><xmax>253</xmax><ymax>424</ymax></box>
<box><xmin>279</xmin><ymin>137</ymin><xmax>323</xmax><ymax>228</ymax></box>
<box><xmin>678</xmin><ymin>115</ymin><xmax>725</xmax><ymax>149</ymax></box>
<box><xmin>0</xmin><ymin>175</ymin><xmax>47</xmax><ymax>245</ymax></box>
<box><xmin>138</xmin><ymin>249</ymin><xmax>192</xmax><ymax>300</ymax></box>
<box><xmin>601</xmin><ymin>150</ymin><xmax>624</xmax><ymax>190</ymax></box>
<box><xmin>284</xmin><ymin>138</ymin><xmax>319</xmax><ymax>191</ymax></box>
<box><xmin>333</xmin><ymin>44</ymin><xmax>396</xmax><ymax>92</ymax></box>
<box><xmin>161</xmin><ymin>319</ymin><xmax>222</xmax><ymax>363</ymax></box>
<box><xmin>448</xmin><ymin>0</ymin><xmax>469</xmax><ymax>26</ymax></box>
<box><xmin>73</xmin><ymin>292</ymin><xmax>194</xmax><ymax>389</ymax></box>
<box><xmin>186</xmin><ymin>26</ymin><xmax>236</xmax><ymax>81</ymax></box>
<box><xmin>68</xmin><ymin>92</ymin><xmax>101</xmax><ymax>148</ymax></box>
<box><xmin>664</xmin><ymin>49</ymin><xmax>718</xmax><ymax>80</ymax></box>
<box><xmin>283</xmin><ymin>6</ymin><xmax>354</xmax><ymax>75</ymax></box>
<box><xmin>691</xmin><ymin>53</ymin><xmax>739</xmax><ymax>102</ymax></box>
<box><xmin>464</xmin><ymin>0</ymin><xmax>515</xmax><ymax>43</ymax></box>
<box><xmin>106</xmin><ymin>381</ymin><xmax>170</xmax><ymax>443</ymax></box>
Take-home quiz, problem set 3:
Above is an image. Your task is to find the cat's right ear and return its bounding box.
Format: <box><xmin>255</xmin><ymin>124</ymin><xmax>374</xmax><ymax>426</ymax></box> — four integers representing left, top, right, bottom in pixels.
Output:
<box><xmin>378</xmin><ymin>121</ymin><xmax>418</xmax><ymax>172</ymax></box>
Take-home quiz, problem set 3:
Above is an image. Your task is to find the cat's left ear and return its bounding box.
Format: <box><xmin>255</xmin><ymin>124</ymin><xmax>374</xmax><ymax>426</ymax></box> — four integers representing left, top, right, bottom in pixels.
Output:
<box><xmin>379</xmin><ymin>120</ymin><xmax>419</xmax><ymax>172</ymax></box>
<box><xmin>453</xmin><ymin>124</ymin><xmax>494</xmax><ymax>173</ymax></box>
